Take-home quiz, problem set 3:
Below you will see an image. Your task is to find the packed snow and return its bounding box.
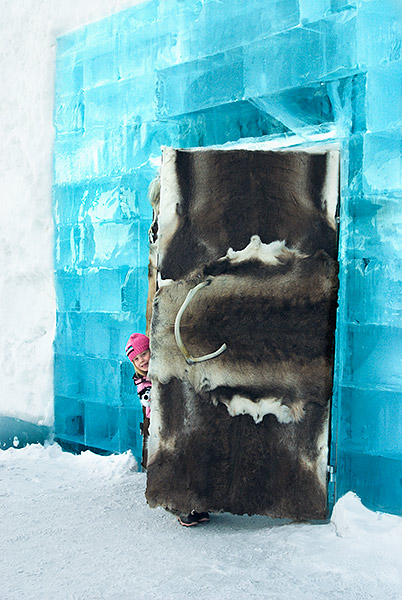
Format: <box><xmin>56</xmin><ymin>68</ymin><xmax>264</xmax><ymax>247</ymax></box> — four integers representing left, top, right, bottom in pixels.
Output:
<box><xmin>1</xmin><ymin>443</ymin><xmax>401</xmax><ymax>600</ymax></box>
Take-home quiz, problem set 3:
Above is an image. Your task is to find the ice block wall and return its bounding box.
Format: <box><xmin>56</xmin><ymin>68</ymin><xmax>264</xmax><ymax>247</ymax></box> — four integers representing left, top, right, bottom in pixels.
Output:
<box><xmin>53</xmin><ymin>0</ymin><xmax>402</xmax><ymax>515</ymax></box>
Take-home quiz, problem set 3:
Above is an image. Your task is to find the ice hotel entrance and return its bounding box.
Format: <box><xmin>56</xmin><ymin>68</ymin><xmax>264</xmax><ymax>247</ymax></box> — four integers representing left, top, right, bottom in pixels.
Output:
<box><xmin>53</xmin><ymin>0</ymin><xmax>402</xmax><ymax>517</ymax></box>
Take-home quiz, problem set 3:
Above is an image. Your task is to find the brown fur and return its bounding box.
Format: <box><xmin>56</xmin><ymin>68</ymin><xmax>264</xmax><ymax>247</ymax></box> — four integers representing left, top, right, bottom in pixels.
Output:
<box><xmin>145</xmin><ymin>148</ymin><xmax>339</xmax><ymax>520</ymax></box>
<box><xmin>158</xmin><ymin>149</ymin><xmax>337</xmax><ymax>281</ymax></box>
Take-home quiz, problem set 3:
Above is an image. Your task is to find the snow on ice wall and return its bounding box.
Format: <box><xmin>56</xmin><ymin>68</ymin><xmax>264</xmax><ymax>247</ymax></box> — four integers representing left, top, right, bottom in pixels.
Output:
<box><xmin>53</xmin><ymin>0</ymin><xmax>402</xmax><ymax>513</ymax></box>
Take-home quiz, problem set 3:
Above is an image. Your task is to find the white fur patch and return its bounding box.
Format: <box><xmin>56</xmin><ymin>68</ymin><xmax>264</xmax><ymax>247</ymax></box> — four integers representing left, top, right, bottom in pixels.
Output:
<box><xmin>220</xmin><ymin>394</ymin><xmax>305</xmax><ymax>425</ymax></box>
<box><xmin>157</xmin><ymin>276</ymin><xmax>174</xmax><ymax>288</ymax></box>
<box><xmin>158</xmin><ymin>147</ymin><xmax>181</xmax><ymax>274</ymax></box>
<box><xmin>221</xmin><ymin>235</ymin><xmax>306</xmax><ymax>266</ymax></box>
<box><xmin>316</xmin><ymin>414</ymin><xmax>330</xmax><ymax>489</ymax></box>
<box><xmin>298</xmin><ymin>412</ymin><xmax>329</xmax><ymax>490</ymax></box>
<box><xmin>147</xmin><ymin>401</ymin><xmax>162</xmax><ymax>463</ymax></box>
<box><xmin>322</xmin><ymin>150</ymin><xmax>340</xmax><ymax>228</ymax></box>
<box><xmin>147</xmin><ymin>175</ymin><xmax>160</xmax><ymax>209</ymax></box>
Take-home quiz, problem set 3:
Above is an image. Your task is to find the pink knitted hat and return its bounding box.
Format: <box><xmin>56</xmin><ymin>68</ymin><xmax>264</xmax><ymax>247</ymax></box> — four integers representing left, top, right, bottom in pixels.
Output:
<box><xmin>125</xmin><ymin>333</ymin><xmax>150</xmax><ymax>360</ymax></box>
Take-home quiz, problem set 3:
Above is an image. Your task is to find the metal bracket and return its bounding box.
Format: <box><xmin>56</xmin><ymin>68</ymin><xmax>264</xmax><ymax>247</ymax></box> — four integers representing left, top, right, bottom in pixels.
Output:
<box><xmin>327</xmin><ymin>464</ymin><xmax>336</xmax><ymax>483</ymax></box>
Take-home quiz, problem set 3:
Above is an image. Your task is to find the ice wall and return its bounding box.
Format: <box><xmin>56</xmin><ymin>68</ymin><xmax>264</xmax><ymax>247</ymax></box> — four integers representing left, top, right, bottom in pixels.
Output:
<box><xmin>53</xmin><ymin>0</ymin><xmax>402</xmax><ymax>512</ymax></box>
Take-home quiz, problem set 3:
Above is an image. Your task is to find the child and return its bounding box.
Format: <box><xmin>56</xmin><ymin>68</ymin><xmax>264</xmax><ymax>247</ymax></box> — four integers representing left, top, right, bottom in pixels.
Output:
<box><xmin>125</xmin><ymin>332</ymin><xmax>209</xmax><ymax>527</ymax></box>
<box><xmin>125</xmin><ymin>333</ymin><xmax>152</xmax><ymax>469</ymax></box>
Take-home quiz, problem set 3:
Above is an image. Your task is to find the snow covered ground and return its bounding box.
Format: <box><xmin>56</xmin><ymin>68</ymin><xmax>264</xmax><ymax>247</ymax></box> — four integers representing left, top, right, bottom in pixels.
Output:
<box><xmin>1</xmin><ymin>444</ymin><xmax>402</xmax><ymax>600</ymax></box>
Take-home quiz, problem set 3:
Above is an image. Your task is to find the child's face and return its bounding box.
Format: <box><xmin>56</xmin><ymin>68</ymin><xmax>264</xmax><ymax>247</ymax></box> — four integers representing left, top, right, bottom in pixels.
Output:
<box><xmin>132</xmin><ymin>349</ymin><xmax>150</xmax><ymax>372</ymax></box>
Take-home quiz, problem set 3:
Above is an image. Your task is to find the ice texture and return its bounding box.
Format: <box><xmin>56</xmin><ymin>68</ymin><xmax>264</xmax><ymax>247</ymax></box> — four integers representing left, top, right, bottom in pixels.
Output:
<box><xmin>53</xmin><ymin>0</ymin><xmax>402</xmax><ymax>512</ymax></box>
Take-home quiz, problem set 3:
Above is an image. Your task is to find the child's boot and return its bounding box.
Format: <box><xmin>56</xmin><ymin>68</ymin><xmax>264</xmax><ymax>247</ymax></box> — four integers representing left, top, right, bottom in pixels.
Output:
<box><xmin>177</xmin><ymin>512</ymin><xmax>199</xmax><ymax>527</ymax></box>
<box><xmin>177</xmin><ymin>510</ymin><xmax>210</xmax><ymax>526</ymax></box>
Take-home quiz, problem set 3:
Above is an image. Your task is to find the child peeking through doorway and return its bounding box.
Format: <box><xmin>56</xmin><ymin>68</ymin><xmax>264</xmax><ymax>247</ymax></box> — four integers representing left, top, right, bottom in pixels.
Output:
<box><xmin>125</xmin><ymin>332</ymin><xmax>210</xmax><ymax>527</ymax></box>
<box><xmin>126</xmin><ymin>333</ymin><xmax>152</xmax><ymax>471</ymax></box>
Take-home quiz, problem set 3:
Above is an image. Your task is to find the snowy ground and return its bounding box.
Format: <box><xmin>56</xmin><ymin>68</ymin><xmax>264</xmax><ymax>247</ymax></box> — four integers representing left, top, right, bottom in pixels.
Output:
<box><xmin>1</xmin><ymin>444</ymin><xmax>402</xmax><ymax>600</ymax></box>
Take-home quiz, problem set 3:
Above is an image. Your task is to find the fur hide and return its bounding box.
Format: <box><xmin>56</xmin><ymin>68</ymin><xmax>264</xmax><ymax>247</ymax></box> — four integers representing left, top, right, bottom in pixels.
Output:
<box><xmin>146</xmin><ymin>147</ymin><xmax>339</xmax><ymax>521</ymax></box>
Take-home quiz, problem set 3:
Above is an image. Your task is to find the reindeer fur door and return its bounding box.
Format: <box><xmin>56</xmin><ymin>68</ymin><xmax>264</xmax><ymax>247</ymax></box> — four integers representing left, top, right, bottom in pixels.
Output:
<box><xmin>146</xmin><ymin>147</ymin><xmax>339</xmax><ymax>521</ymax></box>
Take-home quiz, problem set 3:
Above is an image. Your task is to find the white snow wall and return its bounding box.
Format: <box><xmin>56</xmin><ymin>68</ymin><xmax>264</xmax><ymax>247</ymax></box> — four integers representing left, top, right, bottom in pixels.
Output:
<box><xmin>0</xmin><ymin>0</ymin><xmax>144</xmax><ymax>426</ymax></box>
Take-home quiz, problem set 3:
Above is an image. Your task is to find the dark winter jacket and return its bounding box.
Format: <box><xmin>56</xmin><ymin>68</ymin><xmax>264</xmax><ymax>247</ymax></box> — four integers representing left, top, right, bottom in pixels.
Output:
<box><xmin>133</xmin><ymin>373</ymin><xmax>152</xmax><ymax>418</ymax></box>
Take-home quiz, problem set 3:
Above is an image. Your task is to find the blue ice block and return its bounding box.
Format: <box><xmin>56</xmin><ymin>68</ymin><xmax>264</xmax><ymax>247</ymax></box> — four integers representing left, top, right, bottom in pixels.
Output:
<box><xmin>54</xmin><ymin>311</ymin><xmax>85</xmax><ymax>357</ymax></box>
<box><xmin>104</xmin><ymin>1</ymin><xmax>162</xmax><ymax>41</ymax></box>
<box><xmin>343</xmin><ymin>258</ymin><xmax>402</xmax><ymax>326</ymax></box>
<box><xmin>81</xmin><ymin>312</ymin><xmax>141</xmax><ymax>359</ymax></box>
<box><xmin>84</xmin><ymin>401</ymin><xmax>120</xmax><ymax>451</ymax></box>
<box><xmin>345</xmin><ymin>134</ymin><xmax>364</xmax><ymax>195</ymax></box>
<box><xmin>336</xmin><ymin>447</ymin><xmax>402</xmax><ymax>515</ymax></box>
<box><xmin>54</xmin><ymin>222</ymin><xmax>98</xmax><ymax>269</ymax></box>
<box><xmin>244</xmin><ymin>27</ymin><xmax>324</xmax><ymax>99</ymax></box>
<box><xmin>310</xmin><ymin>12</ymin><xmax>359</xmax><ymax>80</ymax></box>
<box><xmin>363</xmin><ymin>132</ymin><xmax>402</xmax><ymax>195</ymax></box>
<box><xmin>205</xmin><ymin>100</ymin><xmax>291</xmax><ymax>143</ymax></box>
<box><xmin>327</xmin><ymin>74</ymin><xmax>367</xmax><ymax>138</ymax></box>
<box><xmin>118</xmin><ymin>405</ymin><xmax>143</xmax><ymax>464</ymax></box>
<box><xmin>349</xmin><ymin>74</ymin><xmax>367</xmax><ymax>134</ymax></box>
<box><xmin>54</xmin><ymin>355</ymin><xmax>81</xmax><ymax>397</ymax></box>
<box><xmin>122</xmin><ymin>120</ymin><xmax>177</xmax><ymax>171</ymax></box>
<box><xmin>374</xmin><ymin>196</ymin><xmax>402</xmax><ymax>252</ymax></box>
<box><xmin>54</xmin><ymin>269</ymin><xmax>81</xmax><ymax>313</ymax></box>
<box><xmin>84</xmin><ymin>74</ymin><xmax>157</xmax><ymax>131</ymax></box>
<box><xmin>54</xmin><ymin>225</ymin><xmax>76</xmax><ymax>270</ymax></box>
<box><xmin>55</xmin><ymin>267</ymin><xmax>131</xmax><ymax>313</ymax></box>
<box><xmin>82</xmin><ymin>39</ymin><xmax>119</xmax><ymax>90</ymax></box>
<box><xmin>53</xmin><ymin>133</ymin><xmax>101</xmax><ymax>185</ymax></box>
<box><xmin>172</xmin><ymin>0</ymin><xmax>300</xmax><ymax>63</ymax></box>
<box><xmin>54</xmin><ymin>92</ymin><xmax>84</xmax><ymax>135</ymax></box>
<box><xmin>120</xmin><ymin>171</ymin><xmax>155</xmax><ymax>219</ymax></box>
<box><xmin>340</xmin><ymin>195</ymin><xmax>382</xmax><ymax>260</ymax></box>
<box><xmin>172</xmin><ymin>100</ymin><xmax>291</xmax><ymax>148</ymax></box>
<box><xmin>55</xmin><ymin>54</ymin><xmax>84</xmax><ymax>99</ymax></box>
<box><xmin>69</xmin><ymin>356</ymin><xmax>121</xmax><ymax>403</ymax></box>
<box><xmin>80</xmin><ymin>267</ymin><xmax>131</xmax><ymax>312</ymax></box>
<box><xmin>338</xmin><ymin>386</ymin><xmax>402</xmax><ymax>456</ymax></box>
<box><xmin>341</xmin><ymin>323</ymin><xmax>402</xmax><ymax>390</ymax></box>
<box><xmin>119</xmin><ymin>175</ymin><xmax>142</xmax><ymax>219</ymax></box>
<box><xmin>118</xmin><ymin>28</ymin><xmax>180</xmax><ymax>80</ymax></box>
<box><xmin>53</xmin><ymin>177</ymin><xmax>147</xmax><ymax>227</ymax></box>
<box><xmin>53</xmin><ymin>182</ymin><xmax>87</xmax><ymax>227</ymax></box>
<box><xmin>299</xmin><ymin>0</ymin><xmax>330</xmax><ymax>23</ymax></box>
<box><xmin>76</xmin><ymin>181</ymin><xmax>122</xmax><ymax>223</ymax></box>
<box><xmin>119</xmin><ymin>0</ymin><xmax>302</xmax><ymax>81</ymax></box>
<box><xmin>366</xmin><ymin>60</ymin><xmax>402</xmax><ymax>132</ymax></box>
<box><xmin>79</xmin><ymin>220</ymin><xmax>141</xmax><ymax>269</ymax></box>
<box><xmin>121</xmin><ymin>266</ymin><xmax>149</xmax><ymax>314</ymax></box>
<box><xmin>54</xmin><ymin>127</ymin><xmax>132</xmax><ymax>184</ymax></box>
<box><xmin>138</xmin><ymin>220</ymin><xmax>151</xmax><ymax>267</ymax></box>
<box><xmin>357</xmin><ymin>0</ymin><xmax>402</xmax><ymax>68</ymax></box>
<box><xmin>114</xmin><ymin>0</ymin><xmax>215</xmax><ymax>69</ymax></box>
<box><xmin>56</xmin><ymin>28</ymin><xmax>87</xmax><ymax>57</ymax></box>
<box><xmin>156</xmin><ymin>47</ymin><xmax>244</xmax><ymax>118</ymax></box>
<box><xmin>54</xmin><ymin>395</ymin><xmax>85</xmax><ymax>441</ymax></box>
<box><xmin>331</xmin><ymin>0</ymin><xmax>358</xmax><ymax>11</ymax></box>
<box><xmin>250</xmin><ymin>84</ymin><xmax>335</xmax><ymax>138</ymax></box>
<box><xmin>120</xmin><ymin>360</ymin><xmax>138</xmax><ymax>401</ymax></box>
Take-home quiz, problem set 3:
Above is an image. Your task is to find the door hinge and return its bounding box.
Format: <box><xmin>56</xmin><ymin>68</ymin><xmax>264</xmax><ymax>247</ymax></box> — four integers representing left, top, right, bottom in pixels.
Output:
<box><xmin>327</xmin><ymin>464</ymin><xmax>336</xmax><ymax>483</ymax></box>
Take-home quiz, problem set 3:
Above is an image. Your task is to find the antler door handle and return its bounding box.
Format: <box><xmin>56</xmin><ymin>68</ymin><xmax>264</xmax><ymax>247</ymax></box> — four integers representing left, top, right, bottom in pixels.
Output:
<box><xmin>174</xmin><ymin>279</ymin><xmax>227</xmax><ymax>365</ymax></box>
